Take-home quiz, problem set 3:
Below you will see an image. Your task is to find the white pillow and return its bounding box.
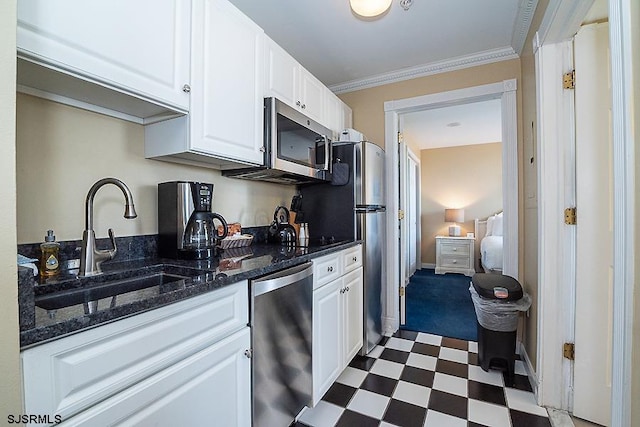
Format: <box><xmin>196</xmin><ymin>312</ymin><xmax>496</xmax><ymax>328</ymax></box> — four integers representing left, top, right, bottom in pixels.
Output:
<box><xmin>492</xmin><ymin>213</ymin><xmax>504</xmax><ymax>236</ymax></box>
<box><xmin>486</xmin><ymin>216</ymin><xmax>495</xmax><ymax>236</ymax></box>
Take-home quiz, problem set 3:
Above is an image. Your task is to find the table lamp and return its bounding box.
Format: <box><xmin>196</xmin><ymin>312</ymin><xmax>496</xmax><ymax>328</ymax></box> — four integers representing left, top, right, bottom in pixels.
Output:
<box><xmin>445</xmin><ymin>208</ymin><xmax>464</xmax><ymax>236</ymax></box>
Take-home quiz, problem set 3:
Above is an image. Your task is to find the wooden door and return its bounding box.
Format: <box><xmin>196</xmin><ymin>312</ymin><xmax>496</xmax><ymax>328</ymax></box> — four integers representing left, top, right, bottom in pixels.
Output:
<box><xmin>573</xmin><ymin>21</ymin><xmax>612</xmax><ymax>426</ymax></box>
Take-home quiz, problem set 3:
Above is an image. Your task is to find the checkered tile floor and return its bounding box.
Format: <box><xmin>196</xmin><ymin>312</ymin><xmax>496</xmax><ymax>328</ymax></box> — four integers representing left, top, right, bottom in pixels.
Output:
<box><xmin>295</xmin><ymin>330</ymin><xmax>551</xmax><ymax>427</ymax></box>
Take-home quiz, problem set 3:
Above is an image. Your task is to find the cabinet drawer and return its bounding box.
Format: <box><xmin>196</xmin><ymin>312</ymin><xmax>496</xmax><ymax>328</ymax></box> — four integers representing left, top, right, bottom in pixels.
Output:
<box><xmin>313</xmin><ymin>253</ymin><xmax>342</xmax><ymax>289</ymax></box>
<box><xmin>440</xmin><ymin>256</ymin><xmax>471</xmax><ymax>269</ymax></box>
<box><xmin>342</xmin><ymin>245</ymin><xmax>363</xmax><ymax>274</ymax></box>
<box><xmin>440</xmin><ymin>242</ymin><xmax>470</xmax><ymax>256</ymax></box>
<box><xmin>57</xmin><ymin>328</ymin><xmax>251</xmax><ymax>427</ymax></box>
<box><xmin>22</xmin><ymin>281</ymin><xmax>248</xmax><ymax>422</ymax></box>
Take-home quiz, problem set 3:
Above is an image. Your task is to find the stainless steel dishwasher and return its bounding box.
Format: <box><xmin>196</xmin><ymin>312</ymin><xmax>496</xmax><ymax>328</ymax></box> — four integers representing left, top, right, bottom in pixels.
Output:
<box><xmin>250</xmin><ymin>261</ymin><xmax>313</xmax><ymax>427</ymax></box>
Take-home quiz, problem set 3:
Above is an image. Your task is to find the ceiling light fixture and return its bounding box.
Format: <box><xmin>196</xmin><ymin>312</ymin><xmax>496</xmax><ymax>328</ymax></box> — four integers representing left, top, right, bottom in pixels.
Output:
<box><xmin>349</xmin><ymin>0</ymin><xmax>392</xmax><ymax>18</ymax></box>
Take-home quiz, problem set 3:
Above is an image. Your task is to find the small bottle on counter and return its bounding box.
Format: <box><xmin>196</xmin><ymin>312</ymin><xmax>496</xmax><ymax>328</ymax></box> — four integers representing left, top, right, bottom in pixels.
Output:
<box><xmin>298</xmin><ymin>223</ymin><xmax>309</xmax><ymax>246</ymax></box>
<box><xmin>40</xmin><ymin>229</ymin><xmax>60</xmax><ymax>277</ymax></box>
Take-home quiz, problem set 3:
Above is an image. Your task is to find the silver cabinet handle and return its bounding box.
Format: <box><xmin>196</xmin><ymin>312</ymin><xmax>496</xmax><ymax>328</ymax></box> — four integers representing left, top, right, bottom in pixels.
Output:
<box><xmin>301</xmin><ymin>104</ymin><xmax>306</xmax><ymax>109</ymax></box>
<box><xmin>340</xmin><ymin>288</ymin><xmax>345</xmax><ymax>294</ymax></box>
<box><xmin>327</xmin><ymin>266</ymin><xmax>333</xmax><ymax>272</ymax></box>
<box><xmin>453</xmin><ymin>247</ymin><xmax>457</xmax><ymax>251</ymax></box>
<box><xmin>259</xmin><ymin>146</ymin><xmax>266</xmax><ymax>153</ymax></box>
<box><xmin>296</xmin><ymin>100</ymin><xmax>301</xmax><ymax>106</ymax></box>
<box><xmin>182</xmin><ymin>84</ymin><xmax>191</xmax><ymax>93</ymax></box>
<box><xmin>353</xmin><ymin>256</ymin><xmax>357</xmax><ymax>262</ymax></box>
<box><xmin>452</xmin><ymin>260</ymin><xmax>457</xmax><ymax>264</ymax></box>
<box><xmin>244</xmin><ymin>349</ymin><xmax>252</xmax><ymax>358</ymax></box>
<box><xmin>346</xmin><ymin>286</ymin><xmax>350</xmax><ymax>292</ymax></box>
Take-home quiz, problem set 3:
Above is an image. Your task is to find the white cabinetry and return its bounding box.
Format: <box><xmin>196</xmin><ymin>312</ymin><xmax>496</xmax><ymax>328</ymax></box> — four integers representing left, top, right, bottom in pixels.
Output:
<box><xmin>145</xmin><ymin>0</ymin><xmax>265</xmax><ymax>168</ymax></box>
<box><xmin>312</xmin><ymin>245</ymin><xmax>363</xmax><ymax>405</ymax></box>
<box><xmin>17</xmin><ymin>0</ymin><xmax>191</xmax><ymax>122</ymax></box>
<box><xmin>22</xmin><ymin>281</ymin><xmax>251</xmax><ymax>426</ymax></box>
<box><xmin>435</xmin><ymin>236</ymin><xmax>475</xmax><ymax>276</ymax></box>
<box><xmin>265</xmin><ymin>38</ymin><xmax>325</xmax><ymax>125</ymax></box>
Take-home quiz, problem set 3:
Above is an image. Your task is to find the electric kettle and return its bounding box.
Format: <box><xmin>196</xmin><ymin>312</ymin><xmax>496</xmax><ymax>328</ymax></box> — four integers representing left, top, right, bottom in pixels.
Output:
<box><xmin>268</xmin><ymin>206</ymin><xmax>297</xmax><ymax>245</ymax></box>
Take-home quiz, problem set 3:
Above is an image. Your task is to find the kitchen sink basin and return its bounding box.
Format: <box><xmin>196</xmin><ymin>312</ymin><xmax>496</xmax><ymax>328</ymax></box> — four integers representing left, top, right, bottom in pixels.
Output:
<box><xmin>35</xmin><ymin>265</ymin><xmax>208</xmax><ymax>312</ymax></box>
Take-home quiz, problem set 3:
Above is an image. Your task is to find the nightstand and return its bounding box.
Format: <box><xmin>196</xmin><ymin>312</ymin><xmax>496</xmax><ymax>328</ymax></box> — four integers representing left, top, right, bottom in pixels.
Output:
<box><xmin>435</xmin><ymin>236</ymin><xmax>475</xmax><ymax>276</ymax></box>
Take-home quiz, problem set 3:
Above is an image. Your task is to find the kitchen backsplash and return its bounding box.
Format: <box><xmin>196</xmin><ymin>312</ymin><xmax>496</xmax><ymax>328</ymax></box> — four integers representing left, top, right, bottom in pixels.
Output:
<box><xmin>17</xmin><ymin>227</ymin><xmax>271</xmax><ymax>267</ymax></box>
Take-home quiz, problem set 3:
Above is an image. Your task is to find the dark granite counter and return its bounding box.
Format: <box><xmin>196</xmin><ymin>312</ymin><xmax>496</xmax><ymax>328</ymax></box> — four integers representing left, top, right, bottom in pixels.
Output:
<box><xmin>20</xmin><ymin>240</ymin><xmax>360</xmax><ymax>348</ymax></box>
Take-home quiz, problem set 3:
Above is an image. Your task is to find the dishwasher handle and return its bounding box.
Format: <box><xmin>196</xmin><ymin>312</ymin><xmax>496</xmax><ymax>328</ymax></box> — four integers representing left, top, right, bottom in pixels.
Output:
<box><xmin>252</xmin><ymin>262</ymin><xmax>313</xmax><ymax>297</ymax></box>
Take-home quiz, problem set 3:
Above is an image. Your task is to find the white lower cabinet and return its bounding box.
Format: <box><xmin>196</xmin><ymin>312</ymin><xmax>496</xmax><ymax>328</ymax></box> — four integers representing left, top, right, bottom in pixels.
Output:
<box><xmin>22</xmin><ymin>281</ymin><xmax>250</xmax><ymax>426</ymax></box>
<box><xmin>343</xmin><ymin>268</ymin><xmax>364</xmax><ymax>363</ymax></box>
<box><xmin>312</xmin><ymin>246</ymin><xmax>363</xmax><ymax>406</ymax></box>
<box><xmin>312</xmin><ymin>277</ymin><xmax>343</xmax><ymax>405</ymax></box>
<box><xmin>59</xmin><ymin>328</ymin><xmax>251</xmax><ymax>427</ymax></box>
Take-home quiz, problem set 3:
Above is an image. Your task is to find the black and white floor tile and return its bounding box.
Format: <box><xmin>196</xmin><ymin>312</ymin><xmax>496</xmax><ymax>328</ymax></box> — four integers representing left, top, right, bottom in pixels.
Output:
<box><xmin>296</xmin><ymin>330</ymin><xmax>551</xmax><ymax>427</ymax></box>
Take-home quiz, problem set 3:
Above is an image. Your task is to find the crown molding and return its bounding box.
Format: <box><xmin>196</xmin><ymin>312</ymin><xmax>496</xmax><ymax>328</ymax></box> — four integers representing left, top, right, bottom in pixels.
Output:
<box><xmin>330</xmin><ymin>46</ymin><xmax>518</xmax><ymax>94</ymax></box>
<box><xmin>512</xmin><ymin>0</ymin><xmax>539</xmax><ymax>54</ymax></box>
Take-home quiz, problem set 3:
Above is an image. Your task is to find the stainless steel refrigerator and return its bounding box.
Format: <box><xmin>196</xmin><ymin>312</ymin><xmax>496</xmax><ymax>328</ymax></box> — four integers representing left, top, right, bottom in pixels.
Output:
<box><xmin>300</xmin><ymin>139</ymin><xmax>386</xmax><ymax>355</ymax></box>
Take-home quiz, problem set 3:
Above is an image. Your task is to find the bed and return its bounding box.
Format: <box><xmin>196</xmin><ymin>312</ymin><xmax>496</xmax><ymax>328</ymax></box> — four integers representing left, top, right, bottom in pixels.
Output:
<box><xmin>474</xmin><ymin>212</ymin><xmax>503</xmax><ymax>274</ymax></box>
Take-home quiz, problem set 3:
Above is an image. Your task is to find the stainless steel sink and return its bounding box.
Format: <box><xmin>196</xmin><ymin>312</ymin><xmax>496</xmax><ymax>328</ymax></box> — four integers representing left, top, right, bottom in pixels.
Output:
<box><xmin>35</xmin><ymin>265</ymin><xmax>208</xmax><ymax>313</ymax></box>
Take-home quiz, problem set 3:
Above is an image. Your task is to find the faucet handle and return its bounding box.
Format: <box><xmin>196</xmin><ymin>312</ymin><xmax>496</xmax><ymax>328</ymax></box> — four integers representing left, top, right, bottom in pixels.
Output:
<box><xmin>106</xmin><ymin>228</ymin><xmax>118</xmax><ymax>260</ymax></box>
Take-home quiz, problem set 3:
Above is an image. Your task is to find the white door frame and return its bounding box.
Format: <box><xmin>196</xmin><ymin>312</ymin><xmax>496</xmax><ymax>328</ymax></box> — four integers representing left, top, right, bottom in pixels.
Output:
<box><xmin>407</xmin><ymin>147</ymin><xmax>421</xmax><ymax>276</ymax></box>
<box><xmin>382</xmin><ymin>80</ymin><xmax>519</xmax><ymax>335</ymax></box>
<box><xmin>535</xmin><ymin>0</ymin><xmax>634</xmax><ymax>424</ymax></box>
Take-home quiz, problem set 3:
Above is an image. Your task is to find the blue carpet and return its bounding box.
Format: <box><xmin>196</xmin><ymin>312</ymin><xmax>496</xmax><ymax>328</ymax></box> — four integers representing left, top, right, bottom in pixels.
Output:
<box><xmin>401</xmin><ymin>269</ymin><xmax>477</xmax><ymax>342</ymax></box>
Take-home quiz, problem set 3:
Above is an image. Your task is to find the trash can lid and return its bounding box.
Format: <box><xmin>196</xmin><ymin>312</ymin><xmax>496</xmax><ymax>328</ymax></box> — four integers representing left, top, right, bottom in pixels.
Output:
<box><xmin>471</xmin><ymin>273</ymin><xmax>523</xmax><ymax>301</ymax></box>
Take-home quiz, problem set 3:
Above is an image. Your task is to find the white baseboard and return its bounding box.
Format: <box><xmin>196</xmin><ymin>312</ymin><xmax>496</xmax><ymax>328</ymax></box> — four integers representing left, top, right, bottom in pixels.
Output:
<box><xmin>519</xmin><ymin>341</ymin><xmax>540</xmax><ymax>398</ymax></box>
<box><xmin>547</xmin><ymin>408</ymin><xmax>574</xmax><ymax>427</ymax></box>
<box><xmin>422</xmin><ymin>263</ymin><xmax>436</xmax><ymax>269</ymax></box>
<box><xmin>382</xmin><ymin>316</ymin><xmax>397</xmax><ymax>336</ymax></box>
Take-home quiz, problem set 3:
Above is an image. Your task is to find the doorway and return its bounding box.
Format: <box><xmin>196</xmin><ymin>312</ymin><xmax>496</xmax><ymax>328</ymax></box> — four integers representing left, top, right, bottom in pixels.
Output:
<box><xmin>382</xmin><ymin>79</ymin><xmax>519</xmax><ymax>337</ymax></box>
<box><xmin>397</xmin><ymin>100</ymin><xmax>503</xmax><ymax>340</ymax></box>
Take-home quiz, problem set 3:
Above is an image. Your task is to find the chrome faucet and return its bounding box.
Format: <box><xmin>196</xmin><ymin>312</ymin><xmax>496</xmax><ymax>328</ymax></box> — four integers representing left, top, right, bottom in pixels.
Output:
<box><xmin>79</xmin><ymin>178</ymin><xmax>137</xmax><ymax>277</ymax></box>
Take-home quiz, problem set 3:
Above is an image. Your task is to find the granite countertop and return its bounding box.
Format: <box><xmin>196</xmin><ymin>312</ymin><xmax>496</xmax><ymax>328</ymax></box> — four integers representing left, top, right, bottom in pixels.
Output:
<box><xmin>20</xmin><ymin>241</ymin><xmax>360</xmax><ymax>348</ymax></box>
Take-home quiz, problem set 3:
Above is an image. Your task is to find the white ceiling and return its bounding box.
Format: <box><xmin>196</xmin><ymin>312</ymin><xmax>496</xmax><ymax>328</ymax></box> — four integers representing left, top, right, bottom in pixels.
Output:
<box><xmin>401</xmin><ymin>99</ymin><xmax>502</xmax><ymax>150</ymax></box>
<box><xmin>228</xmin><ymin>0</ymin><xmax>537</xmax><ymax>93</ymax></box>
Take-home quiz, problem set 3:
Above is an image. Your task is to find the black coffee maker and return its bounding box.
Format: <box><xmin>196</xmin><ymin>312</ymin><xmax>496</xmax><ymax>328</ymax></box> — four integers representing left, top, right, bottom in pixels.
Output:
<box><xmin>158</xmin><ymin>181</ymin><xmax>228</xmax><ymax>259</ymax></box>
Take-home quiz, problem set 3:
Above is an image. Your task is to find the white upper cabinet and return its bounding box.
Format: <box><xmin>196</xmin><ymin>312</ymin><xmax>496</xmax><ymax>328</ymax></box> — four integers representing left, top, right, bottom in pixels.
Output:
<box><xmin>145</xmin><ymin>0</ymin><xmax>265</xmax><ymax>168</ymax></box>
<box><xmin>324</xmin><ymin>91</ymin><xmax>353</xmax><ymax>140</ymax></box>
<box><xmin>17</xmin><ymin>0</ymin><xmax>191</xmax><ymax>122</ymax></box>
<box><xmin>265</xmin><ymin>38</ymin><xmax>325</xmax><ymax>125</ymax></box>
<box><xmin>189</xmin><ymin>0</ymin><xmax>264</xmax><ymax>165</ymax></box>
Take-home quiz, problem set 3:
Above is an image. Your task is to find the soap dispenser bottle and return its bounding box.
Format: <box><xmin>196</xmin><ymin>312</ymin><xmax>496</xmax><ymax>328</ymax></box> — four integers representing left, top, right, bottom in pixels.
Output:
<box><xmin>40</xmin><ymin>230</ymin><xmax>60</xmax><ymax>277</ymax></box>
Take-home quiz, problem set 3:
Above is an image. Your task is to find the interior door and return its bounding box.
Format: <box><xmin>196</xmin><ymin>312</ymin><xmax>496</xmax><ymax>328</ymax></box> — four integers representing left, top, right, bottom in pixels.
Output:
<box><xmin>398</xmin><ymin>140</ymin><xmax>408</xmax><ymax>325</ymax></box>
<box><xmin>406</xmin><ymin>149</ymin><xmax>419</xmax><ymax>276</ymax></box>
<box><xmin>573</xmin><ymin>21</ymin><xmax>612</xmax><ymax>426</ymax></box>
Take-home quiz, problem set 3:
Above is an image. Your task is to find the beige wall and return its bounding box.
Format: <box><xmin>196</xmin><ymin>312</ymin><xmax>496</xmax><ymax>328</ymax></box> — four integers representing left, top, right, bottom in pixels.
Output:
<box><xmin>420</xmin><ymin>143</ymin><xmax>502</xmax><ymax>265</ymax></box>
<box><xmin>16</xmin><ymin>94</ymin><xmax>297</xmax><ymax>244</ymax></box>
<box><xmin>519</xmin><ymin>0</ymin><xmax>549</xmax><ymax>374</ymax></box>
<box><xmin>0</xmin><ymin>0</ymin><xmax>23</xmax><ymax>418</ymax></box>
<box><xmin>339</xmin><ymin>59</ymin><xmax>521</xmax><ymax>149</ymax></box>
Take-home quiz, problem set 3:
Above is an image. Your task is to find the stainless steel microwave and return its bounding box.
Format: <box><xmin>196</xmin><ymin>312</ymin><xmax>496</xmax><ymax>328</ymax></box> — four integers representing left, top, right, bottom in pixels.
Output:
<box><xmin>223</xmin><ymin>97</ymin><xmax>332</xmax><ymax>185</ymax></box>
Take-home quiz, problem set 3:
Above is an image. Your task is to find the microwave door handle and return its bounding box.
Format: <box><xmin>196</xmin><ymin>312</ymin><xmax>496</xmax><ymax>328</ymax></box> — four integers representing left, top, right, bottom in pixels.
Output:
<box><xmin>322</xmin><ymin>135</ymin><xmax>330</xmax><ymax>171</ymax></box>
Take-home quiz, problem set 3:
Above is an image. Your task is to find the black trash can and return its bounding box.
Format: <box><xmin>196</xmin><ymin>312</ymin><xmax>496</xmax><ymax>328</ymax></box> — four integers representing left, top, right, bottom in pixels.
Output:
<box><xmin>470</xmin><ymin>273</ymin><xmax>531</xmax><ymax>381</ymax></box>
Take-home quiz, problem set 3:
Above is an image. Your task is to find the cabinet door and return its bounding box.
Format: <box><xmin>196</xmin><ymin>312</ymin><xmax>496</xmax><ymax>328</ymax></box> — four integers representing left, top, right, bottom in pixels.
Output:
<box><xmin>343</xmin><ymin>268</ymin><xmax>364</xmax><ymax>364</ymax></box>
<box><xmin>17</xmin><ymin>0</ymin><xmax>190</xmax><ymax>111</ymax></box>
<box><xmin>58</xmin><ymin>329</ymin><xmax>251</xmax><ymax>427</ymax></box>
<box><xmin>312</xmin><ymin>279</ymin><xmax>342</xmax><ymax>406</ymax></box>
<box><xmin>323</xmin><ymin>92</ymin><xmax>342</xmax><ymax>137</ymax></box>
<box><xmin>190</xmin><ymin>0</ymin><xmax>264</xmax><ymax>166</ymax></box>
<box><xmin>299</xmin><ymin>67</ymin><xmax>325</xmax><ymax>124</ymax></box>
<box><xmin>265</xmin><ymin>38</ymin><xmax>298</xmax><ymax>108</ymax></box>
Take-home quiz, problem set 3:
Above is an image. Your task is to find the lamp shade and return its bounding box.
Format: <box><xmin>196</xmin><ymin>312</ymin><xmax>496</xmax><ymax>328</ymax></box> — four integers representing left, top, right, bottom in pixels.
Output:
<box><xmin>445</xmin><ymin>208</ymin><xmax>464</xmax><ymax>223</ymax></box>
<box><xmin>350</xmin><ymin>0</ymin><xmax>392</xmax><ymax>17</ymax></box>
